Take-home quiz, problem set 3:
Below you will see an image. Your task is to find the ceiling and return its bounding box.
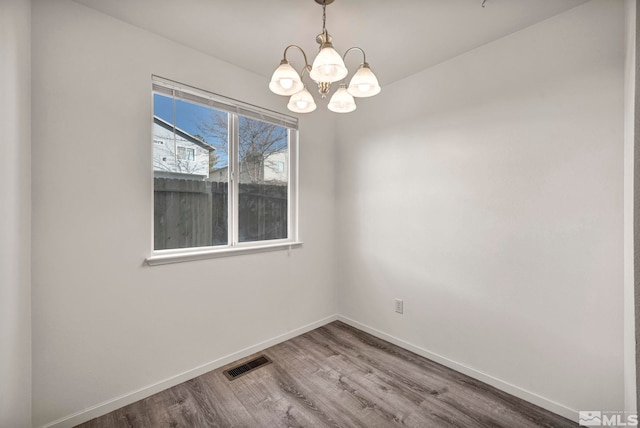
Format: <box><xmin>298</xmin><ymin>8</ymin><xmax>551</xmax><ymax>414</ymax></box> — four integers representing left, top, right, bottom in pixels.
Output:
<box><xmin>72</xmin><ymin>0</ymin><xmax>588</xmax><ymax>86</ymax></box>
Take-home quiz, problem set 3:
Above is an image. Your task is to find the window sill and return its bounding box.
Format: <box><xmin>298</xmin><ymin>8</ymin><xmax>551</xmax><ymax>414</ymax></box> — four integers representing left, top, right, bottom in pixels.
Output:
<box><xmin>146</xmin><ymin>241</ymin><xmax>304</xmax><ymax>266</ymax></box>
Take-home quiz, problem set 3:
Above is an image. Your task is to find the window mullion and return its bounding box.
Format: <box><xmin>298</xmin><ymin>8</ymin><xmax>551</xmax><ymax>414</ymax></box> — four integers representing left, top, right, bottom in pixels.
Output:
<box><xmin>229</xmin><ymin>113</ymin><xmax>240</xmax><ymax>247</ymax></box>
<box><xmin>288</xmin><ymin>129</ymin><xmax>298</xmax><ymax>242</ymax></box>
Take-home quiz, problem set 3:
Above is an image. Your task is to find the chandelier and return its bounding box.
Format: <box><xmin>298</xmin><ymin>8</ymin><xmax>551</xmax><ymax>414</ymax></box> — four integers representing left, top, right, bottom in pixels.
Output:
<box><xmin>268</xmin><ymin>0</ymin><xmax>381</xmax><ymax>114</ymax></box>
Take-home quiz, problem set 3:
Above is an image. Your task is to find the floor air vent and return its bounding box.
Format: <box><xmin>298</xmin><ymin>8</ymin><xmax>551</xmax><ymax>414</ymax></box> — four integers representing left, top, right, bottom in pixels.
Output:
<box><xmin>223</xmin><ymin>355</ymin><xmax>272</xmax><ymax>380</ymax></box>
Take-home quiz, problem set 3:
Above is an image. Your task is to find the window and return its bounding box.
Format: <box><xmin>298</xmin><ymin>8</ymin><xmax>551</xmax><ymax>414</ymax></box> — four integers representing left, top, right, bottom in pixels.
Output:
<box><xmin>274</xmin><ymin>161</ymin><xmax>285</xmax><ymax>173</ymax></box>
<box><xmin>147</xmin><ymin>76</ymin><xmax>300</xmax><ymax>265</ymax></box>
<box><xmin>177</xmin><ymin>146</ymin><xmax>195</xmax><ymax>161</ymax></box>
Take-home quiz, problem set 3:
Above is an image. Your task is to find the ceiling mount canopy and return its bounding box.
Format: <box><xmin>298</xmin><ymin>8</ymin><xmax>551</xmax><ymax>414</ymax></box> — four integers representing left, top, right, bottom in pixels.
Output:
<box><xmin>269</xmin><ymin>0</ymin><xmax>381</xmax><ymax>114</ymax></box>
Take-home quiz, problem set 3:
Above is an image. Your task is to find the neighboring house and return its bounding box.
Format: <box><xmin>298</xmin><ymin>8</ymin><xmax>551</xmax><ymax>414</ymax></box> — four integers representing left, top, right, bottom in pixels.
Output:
<box><xmin>210</xmin><ymin>149</ymin><xmax>288</xmax><ymax>184</ymax></box>
<box><xmin>209</xmin><ymin>166</ymin><xmax>229</xmax><ymax>183</ymax></box>
<box><xmin>153</xmin><ymin>116</ymin><xmax>214</xmax><ymax>179</ymax></box>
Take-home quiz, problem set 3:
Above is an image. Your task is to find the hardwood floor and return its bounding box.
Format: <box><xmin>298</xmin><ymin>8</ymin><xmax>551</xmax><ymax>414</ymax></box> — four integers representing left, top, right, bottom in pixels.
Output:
<box><xmin>77</xmin><ymin>321</ymin><xmax>577</xmax><ymax>428</ymax></box>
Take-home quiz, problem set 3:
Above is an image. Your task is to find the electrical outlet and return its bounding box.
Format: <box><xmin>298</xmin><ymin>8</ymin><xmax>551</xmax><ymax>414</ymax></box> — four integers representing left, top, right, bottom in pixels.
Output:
<box><xmin>395</xmin><ymin>299</ymin><xmax>403</xmax><ymax>314</ymax></box>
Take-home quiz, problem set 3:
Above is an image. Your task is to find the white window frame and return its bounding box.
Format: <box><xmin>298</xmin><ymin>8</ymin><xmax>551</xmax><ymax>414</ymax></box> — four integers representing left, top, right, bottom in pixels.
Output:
<box><xmin>146</xmin><ymin>76</ymin><xmax>301</xmax><ymax>266</ymax></box>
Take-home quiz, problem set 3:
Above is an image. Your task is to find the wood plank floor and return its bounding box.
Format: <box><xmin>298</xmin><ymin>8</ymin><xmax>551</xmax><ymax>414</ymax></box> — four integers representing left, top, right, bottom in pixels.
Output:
<box><xmin>77</xmin><ymin>321</ymin><xmax>578</xmax><ymax>428</ymax></box>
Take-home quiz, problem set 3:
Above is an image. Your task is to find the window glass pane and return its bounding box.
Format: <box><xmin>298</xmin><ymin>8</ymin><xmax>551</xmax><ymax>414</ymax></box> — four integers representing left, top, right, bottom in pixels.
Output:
<box><xmin>238</xmin><ymin>116</ymin><xmax>289</xmax><ymax>243</ymax></box>
<box><xmin>153</xmin><ymin>93</ymin><xmax>229</xmax><ymax>250</ymax></box>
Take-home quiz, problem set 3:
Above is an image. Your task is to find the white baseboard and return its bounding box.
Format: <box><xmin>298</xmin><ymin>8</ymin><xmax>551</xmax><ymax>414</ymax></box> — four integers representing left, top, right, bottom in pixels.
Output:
<box><xmin>41</xmin><ymin>313</ymin><xmax>580</xmax><ymax>427</ymax></box>
<box><xmin>40</xmin><ymin>314</ymin><xmax>339</xmax><ymax>428</ymax></box>
<box><xmin>337</xmin><ymin>315</ymin><xmax>579</xmax><ymax>423</ymax></box>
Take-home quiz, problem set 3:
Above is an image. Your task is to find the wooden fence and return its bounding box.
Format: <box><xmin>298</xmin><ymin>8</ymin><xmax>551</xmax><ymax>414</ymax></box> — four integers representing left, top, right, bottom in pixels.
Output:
<box><xmin>154</xmin><ymin>178</ymin><xmax>287</xmax><ymax>250</ymax></box>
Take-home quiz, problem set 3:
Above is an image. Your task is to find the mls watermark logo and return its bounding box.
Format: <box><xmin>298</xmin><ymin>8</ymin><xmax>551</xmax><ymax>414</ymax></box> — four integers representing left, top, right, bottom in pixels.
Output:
<box><xmin>579</xmin><ymin>410</ymin><xmax>638</xmax><ymax>426</ymax></box>
<box><xmin>580</xmin><ymin>411</ymin><xmax>602</xmax><ymax>426</ymax></box>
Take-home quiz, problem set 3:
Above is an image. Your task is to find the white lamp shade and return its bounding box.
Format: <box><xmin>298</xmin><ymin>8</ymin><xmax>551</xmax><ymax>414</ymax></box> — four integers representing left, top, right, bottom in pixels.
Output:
<box><xmin>347</xmin><ymin>63</ymin><xmax>381</xmax><ymax>98</ymax></box>
<box><xmin>269</xmin><ymin>61</ymin><xmax>303</xmax><ymax>96</ymax></box>
<box><xmin>328</xmin><ymin>84</ymin><xmax>356</xmax><ymax>113</ymax></box>
<box><xmin>287</xmin><ymin>87</ymin><xmax>317</xmax><ymax>113</ymax></box>
<box><xmin>309</xmin><ymin>46</ymin><xmax>348</xmax><ymax>83</ymax></box>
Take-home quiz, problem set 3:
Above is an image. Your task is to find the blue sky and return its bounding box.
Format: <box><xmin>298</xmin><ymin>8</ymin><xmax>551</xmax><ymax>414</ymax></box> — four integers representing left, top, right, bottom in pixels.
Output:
<box><xmin>154</xmin><ymin>93</ymin><xmax>210</xmax><ymax>139</ymax></box>
<box><xmin>154</xmin><ymin>93</ymin><xmax>288</xmax><ymax>168</ymax></box>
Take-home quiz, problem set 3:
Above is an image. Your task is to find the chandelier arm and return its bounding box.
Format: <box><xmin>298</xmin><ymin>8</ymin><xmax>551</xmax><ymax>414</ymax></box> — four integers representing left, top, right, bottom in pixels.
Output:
<box><xmin>283</xmin><ymin>45</ymin><xmax>311</xmax><ymax>69</ymax></box>
<box><xmin>337</xmin><ymin>47</ymin><xmax>367</xmax><ymax>83</ymax></box>
<box><xmin>342</xmin><ymin>46</ymin><xmax>367</xmax><ymax>64</ymax></box>
<box><xmin>300</xmin><ymin>64</ymin><xmax>313</xmax><ymax>78</ymax></box>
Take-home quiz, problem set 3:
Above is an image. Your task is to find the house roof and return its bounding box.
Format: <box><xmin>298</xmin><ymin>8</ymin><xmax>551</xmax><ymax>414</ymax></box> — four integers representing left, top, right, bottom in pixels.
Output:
<box><xmin>153</xmin><ymin>116</ymin><xmax>215</xmax><ymax>152</ymax></box>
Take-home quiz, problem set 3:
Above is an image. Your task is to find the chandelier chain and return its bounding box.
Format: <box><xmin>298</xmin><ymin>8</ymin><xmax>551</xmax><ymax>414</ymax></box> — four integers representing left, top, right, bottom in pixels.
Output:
<box><xmin>322</xmin><ymin>3</ymin><xmax>327</xmax><ymax>35</ymax></box>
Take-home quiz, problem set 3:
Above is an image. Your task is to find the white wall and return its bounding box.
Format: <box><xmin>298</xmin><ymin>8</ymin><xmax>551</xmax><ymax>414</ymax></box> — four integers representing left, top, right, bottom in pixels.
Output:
<box><xmin>336</xmin><ymin>0</ymin><xmax>625</xmax><ymax>419</ymax></box>
<box><xmin>624</xmin><ymin>0</ymin><xmax>638</xmax><ymax>414</ymax></box>
<box><xmin>0</xmin><ymin>0</ymin><xmax>32</xmax><ymax>427</ymax></box>
<box><xmin>31</xmin><ymin>1</ymin><xmax>337</xmax><ymax>426</ymax></box>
